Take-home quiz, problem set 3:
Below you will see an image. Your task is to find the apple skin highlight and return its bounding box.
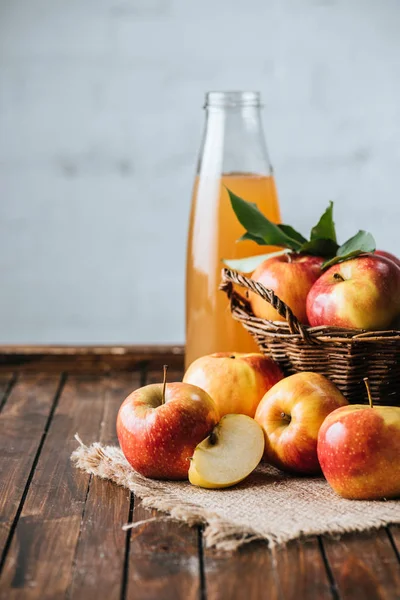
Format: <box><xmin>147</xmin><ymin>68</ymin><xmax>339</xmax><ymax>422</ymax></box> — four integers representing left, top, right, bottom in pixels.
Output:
<box><xmin>117</xmin><ymin>382</ymin><xmax>219</xmax><ymax>480</ymax></box>
<box><xmin>318</xmin><ymin>405</ymin><xmax>400</xmax><ymax>500</ymax></box>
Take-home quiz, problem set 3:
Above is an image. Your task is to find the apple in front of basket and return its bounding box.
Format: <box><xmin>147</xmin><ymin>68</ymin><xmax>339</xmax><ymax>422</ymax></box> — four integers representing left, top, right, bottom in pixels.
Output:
<box><xmin>255</xmin><ymin>372</ymin><xmax>349</xmax><ymax>475</ymax></box>
<box><xmin>317</xmin><ymin>379</ymin><xmax>400</xmax><ymax>500</ymax></box>
<box><xmin>116</xmin><ymin>366</ymin><xmax>219</xmax><ymax>480</ymax></box>
<box><xmin>183</xmin><ymin>352</ymin><xmax>283</xmax><ymax>418</ymax></box>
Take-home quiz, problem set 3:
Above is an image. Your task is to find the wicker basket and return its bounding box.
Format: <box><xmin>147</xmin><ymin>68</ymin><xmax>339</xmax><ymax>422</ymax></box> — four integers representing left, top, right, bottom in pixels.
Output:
<box><xmin>220</xmin><ymin>267</ymin><xmax>400</xmax><ymax>406</ymax></box>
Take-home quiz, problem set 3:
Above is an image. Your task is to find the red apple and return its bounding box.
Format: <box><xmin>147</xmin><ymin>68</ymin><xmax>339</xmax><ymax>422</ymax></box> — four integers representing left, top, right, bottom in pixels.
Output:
<box><xmin>117</xmin><ymin>368</ymin><xmax>219</xmax><ymax>480</ymax></box>
<box><xmin>318</xmin><ymin>395</ymin><xmax>400</xmax><ymax>500</ymax></box>
<box><xmin>183</xmin><ymin>352</ymin><xmax>283</xmax><ymax>418</ymax></box>
<box><xmin>250</xmin><ymin>253</ymin><xmax>324</xmax><ymax>324</ymax></box>
<box><xmin>375</xmin><ymin>249</ymin><xmax>400</xmax><ymax>269</ymax></box>
<box><xmin>254</xmin><ymin>372</ymin><xmax>348</xmax><ymax>474</ymax></box>
<box><xmin>306</xmin><ymin>254</ymin><xmax>400</xmax><ymax>330</ymax></box>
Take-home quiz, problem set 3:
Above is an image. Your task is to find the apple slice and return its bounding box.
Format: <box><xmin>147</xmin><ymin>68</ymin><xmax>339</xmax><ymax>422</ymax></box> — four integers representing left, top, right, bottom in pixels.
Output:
<box><xmin>188</xmin><ymin>414</ymin><xmax>265</xmax><ymax>489</ymax></box>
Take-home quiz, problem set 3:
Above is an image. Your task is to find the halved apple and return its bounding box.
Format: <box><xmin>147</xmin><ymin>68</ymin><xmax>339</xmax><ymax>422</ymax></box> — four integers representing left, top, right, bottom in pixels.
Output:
<box><xmin>188</xmin><ymin>414</ymin><xmax>265</xmax><ymax>489</ymax></box>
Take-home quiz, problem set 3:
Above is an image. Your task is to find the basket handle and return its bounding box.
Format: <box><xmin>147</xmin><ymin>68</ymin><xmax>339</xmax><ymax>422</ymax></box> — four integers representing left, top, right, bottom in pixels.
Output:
<box><xmin>220</xmin><ymin>267</ymin><xmax>309</xmax><ymax>338</ymax></box>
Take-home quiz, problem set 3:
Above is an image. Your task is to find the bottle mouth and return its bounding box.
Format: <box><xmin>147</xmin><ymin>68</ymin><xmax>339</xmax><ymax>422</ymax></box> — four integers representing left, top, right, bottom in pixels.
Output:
<box><xmin>205</xmin><ymin>91</ymin><xmax>261</xmax><ymax>108</ymax></box>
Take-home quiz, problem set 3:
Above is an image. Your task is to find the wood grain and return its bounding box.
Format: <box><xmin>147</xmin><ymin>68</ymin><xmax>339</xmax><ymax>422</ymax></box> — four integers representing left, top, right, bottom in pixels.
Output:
<box><xmin>0</xmin><ymin>375</ymin><xmax>111</xmax><ymax>599</ymax></box>
<box><xmin>0</xmin><ymin>345</ymin><xmax>184</xmax><ymax>373</ymax></box>
<box><xmin>0</xmin><ymin>374</ymin><xmax>62</xmax><ymax>560</ymax></box>
<box><xmin>204</xmin><ymin>537</ymin><xmax>333</xmax><ymax>600</ymax></box>
<box><xmin>322</xmin><ymin>529</ymin><xmax>400</xmax><ymax>600</ymax></box>
<box><xmin>204</xmin><ymin>542</ymin><xmax>280</xmax><ymax>600</ymax></box>
<box><xmin>126</xmin><ymin>499</ymin><xmax>201</xmax><ymax>600</ymax></box>
<box><xmin>0</xmin><ymin>372</ymin><xmax>15</xmax><ymax>412</ymax></box>
<box><xmin>67</xmin><ymin>372</ymin><xmax>140</xmax><ymax>600</ymax></box>
<box><xmin>388</xmin><ymin>525</ymin><xmax>400</xmax><ymax>561</ymax></box>
<box><xmin>272</xmin><ymin>538</ymin><xmax>334</xmax><ymax>600</ymax></box>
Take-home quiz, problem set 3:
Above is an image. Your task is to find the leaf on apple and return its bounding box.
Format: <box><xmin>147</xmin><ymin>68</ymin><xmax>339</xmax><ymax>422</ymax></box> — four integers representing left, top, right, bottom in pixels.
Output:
<box><xmin>309</xmin><ymin>201</ymin><xmax>338</xmax><ymax>244</ymax></box>
<box><xmin>227</xmin><ymin>189</ymin><xmax>303</xmax><ymax>251</ymax></box>
<box><xmin>226</xmin><ymin>188</ymin><xmax>376</xmax><ymax>271</ymax></box>
<box><xmin>298</xmin><ymin>202</ymin><xmax>339</xmax><ymax>257</ymax></box>
<box><xmin>277</xmin><ymin>224</ymin><xmax>307</xmax><ymax>244</ymax></box>
<box><xmin>321</xmin><ymin>230</ymin><xmax>376</xmax><ymax>270</ymax></box>
<box><xmin>298</xmin><ymin>238</ymin><xmax>340</xmax><ymax>258</ymax></box>
<box><xmin>236</xmin><ymin>231</ymin><xmax>267</xmax><ymax>245</ymax></box>
<box><xmin>222</xmin><ymin>250</ymin><xmax>290</xmax><ymax>273</ymax></box>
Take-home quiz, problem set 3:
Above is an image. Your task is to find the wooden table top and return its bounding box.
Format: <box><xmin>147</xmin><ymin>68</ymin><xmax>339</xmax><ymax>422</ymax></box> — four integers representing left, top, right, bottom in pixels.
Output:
<box><xmin>0</xmin><ymin>345</ymin><xmax>399</xmax><ymax>600</ymax></box>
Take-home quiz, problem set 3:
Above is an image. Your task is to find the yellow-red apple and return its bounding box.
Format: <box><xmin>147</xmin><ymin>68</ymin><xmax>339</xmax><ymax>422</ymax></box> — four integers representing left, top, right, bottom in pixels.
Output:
<box><xmin>318</xmin><ymin>400</ymin><xmax>400</xmax><ymax>500</ymax></box>
<box><xmin>183</xmin><ymin>352</ymin><xmax>283</xmax><ymax>418</ymax></box>
<box><xmin>255</xmin><ymin>372</ymin><xmax>348</xmax><ymax>474</ymax></box>
<box><xmin>306</xmin><ymin>254</ymin><xmax>400</xmax><ymax>330</ymax></box>
<box><xmin>250</xmin><ymin>253</ymin><xmax>324</xmax><ymax>324</ymax></box>
<box><xmin>117</xmin><ymin>368</ymin><xmax>219</xmax><ymax>480</ymax></box>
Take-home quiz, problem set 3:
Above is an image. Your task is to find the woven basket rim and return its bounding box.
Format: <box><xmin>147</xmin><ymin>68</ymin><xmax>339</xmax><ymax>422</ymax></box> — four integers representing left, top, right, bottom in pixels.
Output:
<box><xmin>220</xmin><ymin>267</ymin><xmax>400</xmax><ymax>345</ymax></box>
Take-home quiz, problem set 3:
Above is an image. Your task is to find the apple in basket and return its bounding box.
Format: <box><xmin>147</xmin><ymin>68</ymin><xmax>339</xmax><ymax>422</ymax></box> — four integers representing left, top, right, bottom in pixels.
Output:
<box><xmin>306</xmin><ymin>254</ymin><xmax>400</xmax><ymax>330</ymax></box>
<box><xmin>250</xmin><ymin>253</ymin><xmax>324</xmax><ymax>324</ymax></box>
<box><xmin>183</xmin><ymin>352</ymin><xmax>283</xmax><ymax>418</ymax></box>
<box><xmin>117</xmin><ymin>366</ymin><xmax>219</xmax><ymax>480</ymax></box>
<box><xmin>255</xmin><ymin>372</ymin><xmax>348</xmax><ymax>474</ymax></box>
<box><xmin>189</xmin><ymin>414</ymin><xmax>265</xmax><ymax>489</ymax></box>
<box><xmin>318</xmin><ymin>379</ymin><xmax>400</xmax><ymax>500</ymax></box>
<box><xmin>375</xmin><ymin>249</ymin><xmax>400</xmax><ymax>269</ymax></box>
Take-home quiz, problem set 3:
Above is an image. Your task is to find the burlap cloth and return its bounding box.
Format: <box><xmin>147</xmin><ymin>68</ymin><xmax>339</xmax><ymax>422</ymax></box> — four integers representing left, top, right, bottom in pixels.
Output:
<box><xmin>71</xmin><ymin>436</ymin><xmax>400</xmax><ymax>551</ymax></box>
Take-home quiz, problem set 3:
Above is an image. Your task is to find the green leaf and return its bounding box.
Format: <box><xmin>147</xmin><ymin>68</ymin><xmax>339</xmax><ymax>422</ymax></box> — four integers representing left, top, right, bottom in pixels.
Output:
<box><xmin>310</xmin><ymin>201</ymin><xmax>337</xmax><ymax>243</ymax></box>
<box><xmin>237</xmin><ymin>232</ymin><xmax>267</xmax><ymax>246</ymax></box>
<box><xmin>337</xmin><ymin>230</ymin><xmax>376</xmax><ymax>256</ymax></box>
<box><xmin>299</xmin><ymin>238</ymin><xmax>339</xmax><ymax>258</ymax></box>
<box><xmin>277</xmin><ymin>224</ymin><xmax>307</xmax><ymax>244</ymax></box>
<box><xmin>223</xmin><ymin>250</ymin><xmax>290</xmax><ymax>273</ymax></box>
<box><xmin>227</xmin><ymin>188</ymin><xmax>303</xmax><ymax>251</ymax></box>
<box><xmin>321</xmin><ymin>230</ymin><xmax>376</xmax><ymax>269</ymax></box>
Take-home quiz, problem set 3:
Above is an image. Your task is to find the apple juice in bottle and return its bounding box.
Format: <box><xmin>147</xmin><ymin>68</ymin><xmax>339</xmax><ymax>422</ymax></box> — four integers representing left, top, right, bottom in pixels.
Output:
<box><xmin>186</xmin><ymin>92</ymin><xmax>281</xmax><ymax>368</ymax></box>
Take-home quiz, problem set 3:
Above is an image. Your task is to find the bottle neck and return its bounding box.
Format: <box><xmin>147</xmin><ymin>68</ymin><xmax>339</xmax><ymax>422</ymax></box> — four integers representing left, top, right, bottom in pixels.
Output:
<box><xmin>197</xmin><ymin>96</ymin><xmax>272</xmax><ymax>178</ymax></box>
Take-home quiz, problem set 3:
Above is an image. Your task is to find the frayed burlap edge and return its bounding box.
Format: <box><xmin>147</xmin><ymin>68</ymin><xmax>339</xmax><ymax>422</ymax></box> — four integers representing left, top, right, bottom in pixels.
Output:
<box><xmin>71</xmin><ymin>436</ymin><xmax>263</xmax><ymax>551</ymax></box>
<box><xmin>71</xmin><ymin>436</ymin><xmax>398</xmax><ymax>552</ymax></box>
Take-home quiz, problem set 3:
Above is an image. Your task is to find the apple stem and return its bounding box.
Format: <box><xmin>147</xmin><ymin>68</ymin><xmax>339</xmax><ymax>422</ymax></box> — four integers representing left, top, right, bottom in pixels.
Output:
<box><xmin>333</xmin><ymin>272</ymin><xmax>344</xmax><ymax>282</ymax></box>
<box><xmin>280</xmin><ymin>411</ymin><xmax>291</xmax><ymax>423</ymax></box>
<box><xmin>162</xmin><ymin>365</ymin><xmax>168</xmax><ymax>405</ymax></box>
<box><xmin>363</xmin><ymin>377</ymin><xmax>374</xmax><ymax>408</ymax></box>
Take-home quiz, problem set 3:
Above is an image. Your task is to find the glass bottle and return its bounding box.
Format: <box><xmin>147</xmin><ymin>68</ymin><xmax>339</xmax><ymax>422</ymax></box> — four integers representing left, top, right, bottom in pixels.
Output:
<box><xmin>185</xmin><ymin>91</ymin><xmax>280</xmax><ymax>368</ymax></box>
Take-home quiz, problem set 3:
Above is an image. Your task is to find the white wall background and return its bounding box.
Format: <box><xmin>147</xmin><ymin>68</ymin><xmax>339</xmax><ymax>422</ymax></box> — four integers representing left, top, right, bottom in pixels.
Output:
<box><xmin>1</xmin><ymin>0</ymin><xmax>399</xmax><ymax>344</ymax></box>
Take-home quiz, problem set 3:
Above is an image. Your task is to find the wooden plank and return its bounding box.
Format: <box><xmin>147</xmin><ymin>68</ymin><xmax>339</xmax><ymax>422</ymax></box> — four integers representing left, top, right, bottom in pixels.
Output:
<box><xmin>204</xmin><ymin>542</ymin><xmax>280</xmax><ymax>600</ymax></box>
<box><xmin>126</xmin><ymin>499</ymin><xmax>201</xmax><ymax>600</ymax></box>
<box><xmin>124</xmin><ymin>367</ymin><xmax>201</xmax><ymax>600</ymax></box>
<box><xmin>272</xmin><ymin>538</ymin><xmax>335</xmax><ymax>600</ymax></box>
<box><xmin>388</xmin><ymin>525</ymin><xmax>400</xmax><ymax>560</ymax></box>
<box><xmin>0</xmin><ymin>345</ymin><xmax>184</xmax><ymax>373</ymax></box>
<box><xmin>0</xmin><ymin>373</ymin><xmax>62</xmax><ymax>560</ymax></box>
<box><xmin>322</xmin><ymin>529</ymin><xmax>400</xmax><ymax>600</ymax></box>
<box><xmin>204</xmin><ymin>537</ymin><xmax>333</xmax><ymax>600</ymax></box>
<box><xmin>0</xmin><ymin>372</ymin><xmax>16</xmax><ymax>412</ymax></box>
<box><xmin>0</xmin><ymin>375</ymin><xmax>112</xmax><ymax>599</ymax></box>
<box><xmin>67</xmin><ymin>372</ymin><xmax>140</xmax><ymax>600</ymax></box>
